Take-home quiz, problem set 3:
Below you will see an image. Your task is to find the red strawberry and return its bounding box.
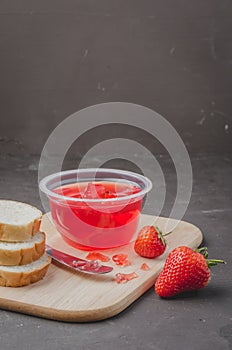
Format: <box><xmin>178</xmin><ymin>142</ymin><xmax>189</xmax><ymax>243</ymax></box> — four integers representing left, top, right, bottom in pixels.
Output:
<box><xmin>155</xmin><ymin>246</ymin><xmax>224</xmax><ymax>298</ymax></box>
<box><xmin>134</xmin><ymin>226</ymin><xmax>167</xmax><ymax>258</ymax></box>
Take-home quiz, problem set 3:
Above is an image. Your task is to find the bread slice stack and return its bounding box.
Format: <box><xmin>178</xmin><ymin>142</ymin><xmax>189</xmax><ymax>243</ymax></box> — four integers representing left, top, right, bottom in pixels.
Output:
<box><xmin>0</xmin><ymin>200</ymin><xmax>51</xmax><ymax>287</ymax></box>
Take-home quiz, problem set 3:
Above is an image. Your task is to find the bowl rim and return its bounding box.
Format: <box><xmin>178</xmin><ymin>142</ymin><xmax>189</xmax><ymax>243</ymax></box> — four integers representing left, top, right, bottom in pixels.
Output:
<box><xmin>39</xmin><ymin>168</ymin><xmax>153</xmax><ymax>203</ymax></box>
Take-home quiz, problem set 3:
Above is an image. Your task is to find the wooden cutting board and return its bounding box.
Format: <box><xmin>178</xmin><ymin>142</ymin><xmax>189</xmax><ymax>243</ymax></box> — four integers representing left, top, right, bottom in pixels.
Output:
<box><xmin>0</xmin><ymin>213</ymin><xmax>202</xmax><ymax>322</ymax></box>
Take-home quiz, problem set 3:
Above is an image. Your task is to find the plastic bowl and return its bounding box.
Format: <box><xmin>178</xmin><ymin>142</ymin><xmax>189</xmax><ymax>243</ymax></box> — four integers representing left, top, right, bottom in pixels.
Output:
<box><xmin>39</xmin><ymin>168</ymin><xmax>152</xmax><ymax>250</ymax></box>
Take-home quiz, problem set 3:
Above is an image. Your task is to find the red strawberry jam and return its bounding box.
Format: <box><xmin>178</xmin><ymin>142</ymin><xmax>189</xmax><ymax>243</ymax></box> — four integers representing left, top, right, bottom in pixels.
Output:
<box><xmin>112</xmin><ymin>254</ymin><xmax>131</xmax><ymax>266</ymax></box>
<box><xmin>140</xmin><ymin>263</ymin><xmax>150</xmax><ymax>271</ymax></box>
<box><xmin>115</xmin><ymin>272</ymin><xmax>138</xmax><ymax>284</ymax></box>
<box><xmin>86</xmin><ymin>252</ymin><xmax>110</xmax><ymax>262</ymax></box>
<box><xmin>50</xmin><ymin>181</ymin><xmax>142</xmax><ymax>250</ymax></box>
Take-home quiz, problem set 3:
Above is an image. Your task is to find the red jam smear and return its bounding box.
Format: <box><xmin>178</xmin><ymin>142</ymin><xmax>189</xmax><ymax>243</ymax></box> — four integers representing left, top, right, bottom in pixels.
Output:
<box><xmin>112</xmin><ymin>254</ymin><xmax>131</xmax><ymax>266</ymax></box>
<box><xmin>50</xmin><ymin>181</ymin><xmax>142</xmax><ymax>250</ymax></box>
<box><xmin>140</xmin><ymin>263</ymin><xmax>150</xmax><ymax>271</ymax></box>
<box><xmin>72</xmin><ymin>260</ymin><xmax>101</xmax><ymax>271</ymax></box>
<box><xmin>115</xmin><ymin>272</ymin><xmax>138</xmax><ymax>284</ymax></box>
<box><xmin>85</xmin><ymin>252</ymin><xmax>110</xmax><ymax>262</ymax></box>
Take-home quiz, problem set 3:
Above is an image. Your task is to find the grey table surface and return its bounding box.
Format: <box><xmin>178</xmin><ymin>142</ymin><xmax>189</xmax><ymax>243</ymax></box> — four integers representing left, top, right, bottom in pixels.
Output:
<box><xmin>0</xmin><ymin>152</ymin><xmax>231</xmax><ymax>350</ymax></box>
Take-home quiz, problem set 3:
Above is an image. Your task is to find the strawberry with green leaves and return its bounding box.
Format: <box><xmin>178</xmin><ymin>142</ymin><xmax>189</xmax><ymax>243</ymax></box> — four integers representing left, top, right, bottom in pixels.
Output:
<box><xmin>134</xmin><ymin>225</ymin><xmax>169</xmax><ymax>258</ymax></box>
<box><xmin>155</xmin><ymin>246</ymin><xmax>224</xmax><ymax>298</ymax></box>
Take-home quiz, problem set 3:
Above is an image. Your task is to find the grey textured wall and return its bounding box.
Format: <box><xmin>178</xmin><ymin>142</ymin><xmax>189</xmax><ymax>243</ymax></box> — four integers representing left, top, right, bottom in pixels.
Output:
<box><xmin>0</xmin><ymin>0</ymin><xmax>231</xmax><ymax>156</ymax></box>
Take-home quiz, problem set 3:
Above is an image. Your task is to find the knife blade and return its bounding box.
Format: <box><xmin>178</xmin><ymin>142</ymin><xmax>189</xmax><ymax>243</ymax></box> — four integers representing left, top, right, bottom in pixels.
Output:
<box><xmin>46</xmin><ymin>245</ymin><xmax>113</xmax><ymax>274</ymax></box>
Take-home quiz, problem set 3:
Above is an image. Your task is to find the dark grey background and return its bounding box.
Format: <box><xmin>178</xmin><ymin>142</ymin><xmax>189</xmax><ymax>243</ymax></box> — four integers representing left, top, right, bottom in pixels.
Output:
<box><xmin>0</xmin><ymin>0</ymin><xmax>231</xmax><ymax>157</ymax></box>
<box><xmin>0</xmin><ymin>2</ymin><xmax>232</xmax><ymax>350</ymax></box>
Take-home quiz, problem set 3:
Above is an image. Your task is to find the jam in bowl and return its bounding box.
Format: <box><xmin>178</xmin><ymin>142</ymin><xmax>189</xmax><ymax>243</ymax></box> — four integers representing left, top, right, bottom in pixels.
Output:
<box><xmin>39</xmin><ymin>168</ymin><xmax>152</xmax><ymax>250</ymax></box>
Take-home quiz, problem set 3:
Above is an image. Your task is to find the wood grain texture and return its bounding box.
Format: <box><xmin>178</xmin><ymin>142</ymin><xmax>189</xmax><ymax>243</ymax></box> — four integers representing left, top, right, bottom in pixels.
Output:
<box><xmin>0</xmin><ymin>213</ymin><xmax>202</xmax><ymax>322</ymax></box>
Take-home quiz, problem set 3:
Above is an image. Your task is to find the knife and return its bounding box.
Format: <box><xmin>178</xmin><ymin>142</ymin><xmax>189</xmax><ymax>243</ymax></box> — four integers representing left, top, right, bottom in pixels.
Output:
<box><xmin>46</xmin><ymin>245</ymin><xmax>113</xmax><ymax>274</ymax></box>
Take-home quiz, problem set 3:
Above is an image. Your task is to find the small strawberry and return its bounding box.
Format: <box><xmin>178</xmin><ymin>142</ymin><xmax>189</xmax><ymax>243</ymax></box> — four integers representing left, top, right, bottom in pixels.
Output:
<box><xmin>155</xmin><ymin>246</ymin><xmax>224</xmax><ymax>298</ymax></box>
<box><xmin>134</xmin><ymin>225</ymin><xmax>168</xmax><ymax>258</ymax></box>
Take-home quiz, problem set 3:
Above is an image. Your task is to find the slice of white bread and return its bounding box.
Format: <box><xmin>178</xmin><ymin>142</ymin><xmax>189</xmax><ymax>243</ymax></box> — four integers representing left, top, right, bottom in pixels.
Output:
<box><xmin>0</xmin><ymin>232</ymin><xmax>45</xmax><ymax>266</ymax></box>
<box><xmin>0</xmin><ymin>253</ymin><xmax>51</xmax><ymax>287</ymax></box>
<box><xmin>0</xmin><ymin>200</ymin><xmax>42</xmax><ymax>242</ymax></box>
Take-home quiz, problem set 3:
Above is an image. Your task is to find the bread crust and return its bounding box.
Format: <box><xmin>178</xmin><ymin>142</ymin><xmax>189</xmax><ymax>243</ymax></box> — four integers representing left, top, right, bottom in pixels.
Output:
<box><xmin>0</xmin><ymin>233</ymin><xmax>45</xmax><ymax>266</ymax></box>
<box><xmin>0</xmin><ymin>202</ymin><xmax>42</xmax><ymax>242</ymax></box>
<box><xmin>0</xmin><ymin>255</ymin><xmax>51</xmax><ymax>287</ymax></box>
